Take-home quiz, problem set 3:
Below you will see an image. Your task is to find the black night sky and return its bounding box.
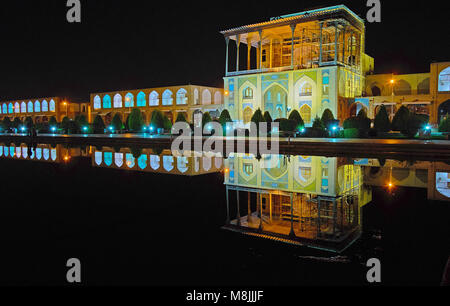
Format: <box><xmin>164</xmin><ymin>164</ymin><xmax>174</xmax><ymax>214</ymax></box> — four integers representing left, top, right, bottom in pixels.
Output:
<box><xmin>0</xmin><ymin>0</ymin><xmax>448</xmax><ymax>102</ymax></box>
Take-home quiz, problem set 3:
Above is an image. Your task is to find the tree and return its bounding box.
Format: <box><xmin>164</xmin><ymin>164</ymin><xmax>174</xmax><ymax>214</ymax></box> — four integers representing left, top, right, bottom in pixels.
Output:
<box><xmin>321</xmin><ymin>109</ymin><xmax>335</xmax><ymax>129</ymax></box>
<box><xmin>150</xmin><ymin>110</ymin><xmax>165</xmax><ymax>130</ymax></box>
<box><xmin>12</xmin><ymin>117</ymin><xmax>22</xmax><ymax>129</ymax></box>
<box><xmin>61</xmin><ymin>116</ymin><xmax>71</xmax><ymax>133</ymax></box>
<box><xmin>93</xmin><ymin>115</ymin><xmax>105</xmax><ymax>134</ymax></box>
<box><xmin>1</xmin><ymin>117</ymin><xmax>11</xmax><ymax>131</ymax></box>
<box><xmin>111</xmin><ymin>114</ymin><xmax>124</xmax><ymax>131</ymax></box>
<box><xmin>24</xmin><ymin>117</ymin><xmax>34</xmax><ymax>130</ymax></box>
<box><xmin>175</xmin><ymin>112</ymin><xmax>187</xmax><ymax>123</ymax></box>
<box><xmin>356</xmin><ymin>109</ymin><xmax>371</xmax><ymax>133</ymax></box>
<box><xmin>219</xmin><ymin>109</ymin><xmax>232</xmax><ymax>126</ymax></box>
<box><xmin>374</xmin><ymin>105</ymin><xmax>391</xmax><ymax>132</ymax></box>
<box><xmin>202</xmin><ymin>112</ymin><xmax>212</xmax><ymax>129</ymax></box>
<box><xmin>251</xmin><ymin>109</ymin><xmax>266</xmax><ymax>135</ymax></box>
<box><xmin>128</xmin><ymin>108</ymin><xmax>144</xmax><ymax>132</ymax></box>
<box><xmin>391</xmin><ymin>106</ymin><xmax>410</xmax><ymax>131</ymax></box>
<box><xmin>263</xmin><ymin>111</ymin><xmax>273</xmax><ymax>123</ymax></box>
<box><xmin>312</xmin><ymin>117</ymin><xmax>325</xmax><ymax>130</ymax></box>
<box><xmin>288</xmin><ymin>110</ymin><xmax>305</xmax><ymax>130</ymax></box>
<box><xmin>49</xmin><ymin>116</ymin><xmax>58</xmax><ymax>127</ymax></box>
<box><xmin>402</xmin><ymin>114</ymin><xmax>423</xmax><ymax>138</ymax></box>
<box><xmin>163</xmin><ymin>115</ymin><xmax>173</xmax><ymax>131</ymax></box>
<box><xmin>439</xmin><ymin>117</ymin><xmax>450</xmax><ymax>132</ymax></box>
<box><xmin>75</xmin><ymin>114</ymin><xmax>88</xmax><ymax>132</ymax></box>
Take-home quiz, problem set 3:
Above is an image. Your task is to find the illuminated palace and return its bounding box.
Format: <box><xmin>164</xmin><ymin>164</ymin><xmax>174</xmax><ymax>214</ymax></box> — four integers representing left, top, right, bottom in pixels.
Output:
<box><xmin>0</xmin><ymin>97</ymin><xmax>89</xmax><ymax>124</ymax></box>
<box><xmin>90</xmin><ymin>85</ymin><xmax>224</xmax><ymax>127</ymax></box>
<box><xmin>221</xmin><ymin>5</ymin><xmax>373</xmax><ymax>126</ymax></box>
<box><xmin>221</xmin><ymin>5</ymin><xmax>450</xmax><ymax>126</ymax></box>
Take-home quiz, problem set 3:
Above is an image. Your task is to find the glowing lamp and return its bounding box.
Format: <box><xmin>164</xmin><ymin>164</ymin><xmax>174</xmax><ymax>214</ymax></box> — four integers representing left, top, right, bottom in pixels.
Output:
<box><xmin>51</xmin><ymin>127</ymin><xmax>56</xmax><ymax>132</ymax></box>
<box><xmin>224</xmin><ymin>168</ymin><xmax>230</xmax><ymax>174</ymax></box>
<box><xmin>390</xmin><ymin>79</ymin><xmax>395</xmax><ymax>84</ymax></box>
<box><xmin>425</xmin><ymin>125</ymin><xmax>432</xmax><ymax>131</ymax></box>
<box><xmin>332</xmin><ymin>126</ymin><xmax>338</xmax><ymax>131</ymax></box>
<box><xmin>224</xmin><ymin>91</ymin><xmax>229</xmax><ymax>96</ymax></box>
<box><xmin>150</xmin><ymin>126</ymin><xmax>155</xmax><ymax>131</ymax></box>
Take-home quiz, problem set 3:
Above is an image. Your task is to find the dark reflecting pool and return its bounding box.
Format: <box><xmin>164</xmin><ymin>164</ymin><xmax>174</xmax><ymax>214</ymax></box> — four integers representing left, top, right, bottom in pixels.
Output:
<box><xmin>0</xmin><ymin>142</ymin><xmax>449</xmax><ymax>286</ymax></box>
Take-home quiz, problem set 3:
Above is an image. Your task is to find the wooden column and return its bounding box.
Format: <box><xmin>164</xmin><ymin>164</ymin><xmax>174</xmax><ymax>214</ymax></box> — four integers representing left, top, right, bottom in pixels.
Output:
<box><xmin>259</xmin><ymin>192</ymin><xmax>263</xmax><ymax>231</ymax></box>
<box><xmin>225</xmin><ymin>37</ymin><xmax>230</xmax><ymax>75</ymax></box>
<box><xmin>319</xmin><ymin>22</ymin><xmax>323</xmax><ymax>65</ymax></box>
<box><xmin>247</xmin><ymin>38</ymin><xmax>251</xmax><ymax>71</ymax></box>
<box><xmin>247</xmin><ymin>192</ymin><xmax>251</xmax><ymax>223</ymax></box>
<box><xmin>236</xmin><ymin>190</ymin><xmax>241</xmax><ymax>226</ymax></box>
<box><xmin>290</xmin><ymin>24</ymin><xmax>296</xmax><ymax>69</ymax></box>
<box><xmin>225</xmin><ymin>186</ymin><xmax>230</xmax><ymax>225</ymax></box>
<box><xmin>236</xmin><ymin>34</ymin><xmax>241</xmax><ymax>72</ymax></box>
<box><xmin>258</xmin><ymin>30</ymin><xmax>263</xmax><ymax>70</ymax></box>
<box><xmin>334</xmin><ymin>25</ymin><xmax>339</xmax><ymax>64</ymax></box>
<box><xmin>289</xmin><ymin>193</ymin><xmax>295</xmax><ymax>237</ymax></box>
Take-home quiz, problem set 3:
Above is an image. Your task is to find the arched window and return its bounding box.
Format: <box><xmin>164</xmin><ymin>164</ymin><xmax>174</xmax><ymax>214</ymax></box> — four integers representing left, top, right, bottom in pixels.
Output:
<box><xmin>149</xmin><ymin>91</ymin><xmax>159</xmax><ymax>106</ymax></box>
<box><xmin>162</xmin><ymin>90</ymin><xmax>173</xmax><ymax>106</ymax></box>
<box><xmin>115</xmin><ymin>153</ymin><xmax>124</xmax><ymax>167</ymax></box>
<box><xmin>13</xmin><ymin>102</ymin><xmax>19</xmax><ymax>114</ymax></box>
<box><xmin>214</xmin><ymin>92</ymin><xmax>222</xmax><ymax>104</ymax></box>
<box><xmin>93</xmin><ymin>96</ymin><xmax>101</xmax><ymax>109</ymax></box>
<box><xmin>163</xmin><ymin>156</ymin><xmax>174</xmax><ymax>172</ymax></box>
<box><xmin>126</xmin><ymin>154</ymin><xmax>135</xmax><ymax>168</ymax></box>
<box><xmin>95</xmin><ymin>152</ymin><xmax>102</xmax><ymax>166</ymax></box>
<box><xmin>103</xmin><ymin>95</ymin><xmax>112</xmax><ymax>109</ymax></box>
<box><xmin>202</xmin><ymin>90</ymin><xmax>212</xmax><ymax>105</ymax></box>
<box><xmin>43</xmin><ymin>149</ymin><xmax>50</xmax><ymax>161</ymax></box>
<box><xmin>42</xmin><ymin>100</ymin><xmax>49</xmax><ymax>112</ymax></box>
<box><xmin>394</xmin><ymin>80</ymin><xmax>412</xmax><ymax>95</ymax></box>
<box><xmin>177</xmin><ymin>157</ymin><xmax>188</xmax><ymax>173</ymax></box>
<box><xmin>138</xmin><ymin>155</ymin><xmax>147</xmax><ymax>170</ymax></box>
<box><xmin>243</xmin><ymin>107</ymin><xmax>253</xmax><ymax>124</ymax></box>
<box><xmin>137</xmin><ymin>92</ymin><xmax>146</xmax><ymax>107</ymax></box>
<box><xmin>150</xmin><ymin>155</ymin><xmax>160</xmax><ymax>170</ymax></box>
<box><xmin>114</xmin><ymin>94</ymin><xmax>122</xmax><ymax>108</ymax></box>
<box><xmin>243</xmin><ymin>87</ymin><xmax>253</xmax><ymax>99</ymax></box>
<box><xmin>194</xmin><ymin>89</ymin><xmax>199</xmax><ymax>105</ymax></box>
<box><xmin>104</xmin><ymin>152</ymin><xmax>113</xmax><ymax>166</ymax></box>
<box><xmin>27</xmin><ymin>102</ymin><xmax>33</xmax><ymax>113</ymax></box>
<box><xmin>35</xmin><ymin>101</ymin><xmax>41</xmax><ymax>113</ymax></box>
<box><xmin>125</xmin><ymin>93</ymin><xmax>134</xmax><ymax>107</ymax></box>
<box><xmin>300</xmin><ymin>83</ymin><xmax>313</xmax><ymax>96</ymax></box>
<box><xmin>49</xmin><ymin>99</ymin><xmax>56</xmax><ymax>112</ymax></box>
<box><xmin>300</xmin><ymin>104</ymin><xmax>312</xmax><ymax>124</ymax></box>
<box><xmin>21</xmin><ymin>102</ymin><xmax>26</xmax><ymax>113</ymax></box>
<box><xmin>203</xmin><ymin>157</ymin><xmax>212</xmax><ymax>171</ymax></box>
<box><xmin>2</xmin><ymin>104</ymin><xmax>6</xmax><ymax>114</ymax></box>
<box><xmin>438</xmin><ymin>67</ymin><xmax>450</xmax><ymax>92</ymax></box>
<box><xmin>176</xmin><ymin>89</ymin><xmax>188</xmax><ymax>105</ymax></box>
<box><xmin>51</xmin><ymin>149</ymin><xmax>57</xmax><ymax>161</ymax></box>
<box><xmin>8</xmin><ymin>103</ymin><xmax>14</xmax><ymax>114</ymax></box>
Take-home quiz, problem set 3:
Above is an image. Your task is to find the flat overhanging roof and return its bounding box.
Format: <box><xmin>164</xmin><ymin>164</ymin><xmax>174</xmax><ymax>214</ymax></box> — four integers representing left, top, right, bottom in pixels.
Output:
<box><xmin>220</xmin><ymin>5</ymin><xmax>365</xmax><ymax>40</ymax></box>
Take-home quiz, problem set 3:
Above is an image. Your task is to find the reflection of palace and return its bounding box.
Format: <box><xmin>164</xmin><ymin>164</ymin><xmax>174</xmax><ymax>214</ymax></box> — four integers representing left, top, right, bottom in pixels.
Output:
<box><xmin>359</xmin><ymin>159</ymin><xmax>450</xmax><ymax>202</ymax></box>
<box><xmin>0</xmin><ymin>143</ymin><xmax>85</xmax><ymax>163</ymax></box>
<box><xmin>221</xmin><ymin>5</ymin><xmax>450</xmax><ymax>126</ymax></box>
<box><xmin>92</xmin><ymin>148</ymin><xmax>223</xmax><ymax>176</ymax></box>
<box><xmin>223</xmin><ymin>154</ymin><xmax>372</xmax><ymax>252</ymax></box>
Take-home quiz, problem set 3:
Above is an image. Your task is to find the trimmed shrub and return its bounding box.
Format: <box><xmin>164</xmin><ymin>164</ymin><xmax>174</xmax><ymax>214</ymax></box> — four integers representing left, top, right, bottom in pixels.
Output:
<box><xmin>263</xmin><ymin>111</ymin><xmax>273</xmax><ymax>123</ymax></box>
<box><xmin>49</xmin><ymin>116</ymin><xmax>58</xmax><ymax>127</ymax></box>
<box><xmin>12</xmin><ymin>117</ymin><xmax>22</xmax><ymax>129</ymax></box>
<box><xmin>374</xmin><ymin>105</ymin><xmax>391</xmax><ymax>132</ymax></box>
<box><xmin>312</xmin><ymin>117</ymin><xmax>325</xmax><ymax>131</ymax></box>
<box><xmin>93</xmin><ymin>115</ymin><xmax>105</xmax><ymax>134</ymax></box>
<box><xmin>2</xmin><ymin>117</ymin><xmax>11</xmax><ymax>131</ymax></box>
<box><xmin>275</xmin><ymin>118</ymin><xmax>297</xmax><ymax>133</ymax></box>
<box><xmin>321</xmin><ymin>109</ymin><xmax>335</xmax><ymax>129</ymax></box>
<box><xmin>163</xmin><ymin>115</ymin><xmax>173</xmax><ymax>131</ymax></box>
<box><xmin>288</xmin><ymin>110</ymin><xmax>304</xmax><ymax>129</ymax></box>
<box><xmin>202</xmin><ymin>112</ymin><xmax>212</xmax><ymax>129</ymax></box>
<box><xmin>24</xmin><ymin>117</ymin><xmax>34</xmax><ymax>129</ymax></box>
<box><xmin>439</xmin><ymin>117</ymin><xmax>450</xmax><ymax>132</ymax></box>
<box><xmin>150</xmin><ymin>110</ymin><xmax>165</xmax><ymax>130</ymax></box>
<box><xmin>111</xmin><ymin>114</ymin><xmax>124</xmax><ymax>131</ymax></box>
<box><xmin>128</xmin><ymin>108</ymin><xmax>144</xmax><ymax>132</ymax></box>
<box><xmin>175</xmin><ymin>112</ymin><xmax>187</xmax><ymax>123</ymax></box>
<box><xmin>344</xmin><ymin>128</ymin><xmax>360</xmax><ymax>138</ymax></box>
<box><xmin>219</xmin><ymin>109</ymin><xmax>232</xmax><ymax>126</ymax></box>
<box><xmin>392</xmin><ymin>106</ymin><xmax>410</xmax><ymax>131</ymax></box>
<box><xmin>402</xmin><ymin>113</ymin><xmax>427</xmax><ymax>138</ymax></box>
<box><xmin>61</xmin><ymin>117</ymin><xmax>71</xmax><ymax>133</ymax></box>
<box><xmin>251</xmin><ymin>108</ymin><xmax>266</xmax><ymax>135</ymax></box>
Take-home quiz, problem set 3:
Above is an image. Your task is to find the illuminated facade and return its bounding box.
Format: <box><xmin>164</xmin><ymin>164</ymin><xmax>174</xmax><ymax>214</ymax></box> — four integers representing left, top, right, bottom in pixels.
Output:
<box><xmin>90</xmin><ymin>85</ymin><xmax>224</xmax><ymax>127</ymax></box>
<box><xmin>221</xmin><ymin>5</ymin><xmax>374</xmax><ymax>127</ymax></box>
<box><xmin>0</xmin><ymin>97</ymin><xmax>88</xmax><ymax>123</ymax></box>
<box><xmin>223</xmin><ymin>154</ymin><xmax>372</xmax><ymax>252</ymax></box>
<box><xmin>363</xmin><ymin>62</ymin><xmax>450</xmax><ymax>124</ymax></box>
<box><xmin>93</xmin><ymin>148</ymin><xmax>223</xmax><ymax>176</ymax></box>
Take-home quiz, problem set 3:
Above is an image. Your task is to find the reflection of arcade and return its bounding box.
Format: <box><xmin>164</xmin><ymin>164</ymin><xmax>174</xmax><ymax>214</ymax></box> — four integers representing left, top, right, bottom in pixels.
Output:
<box><xmin>224</xmin><ymin>154</ymin><xmax>371</xmax><ymax>252</ymax></box>
<box><xmin>0</xmin><ymin>143</ymin><xmax>84</xmax><ymax>163</ymax></box>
